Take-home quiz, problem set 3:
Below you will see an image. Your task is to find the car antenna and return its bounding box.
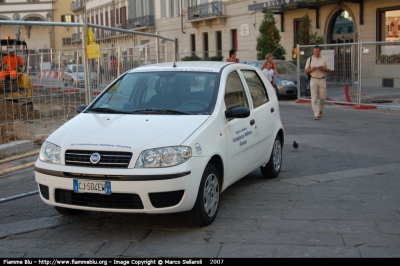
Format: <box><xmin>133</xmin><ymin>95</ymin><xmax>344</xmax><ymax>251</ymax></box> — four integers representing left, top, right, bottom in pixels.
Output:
<box><xmin>173</xmin><ymin>62</ymin><xmax>177</xmax><ymax>68</ymax></box>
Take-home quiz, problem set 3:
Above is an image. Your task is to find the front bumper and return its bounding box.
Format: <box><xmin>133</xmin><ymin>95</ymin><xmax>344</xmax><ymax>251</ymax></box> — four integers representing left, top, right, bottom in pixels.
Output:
<box><xmin>35</xmin><ymin>156</ymin><xmax>209</xmax><ymax>214</ymax></box>
<box><xmin>278</xmin><ymin>84</ymin><xmax>310</xmax><ymax>97</ymax></box>
<box><xmin>74</xmin><ymin>79</ymin><xmax>97</xmax><ymax>88</ymax></box>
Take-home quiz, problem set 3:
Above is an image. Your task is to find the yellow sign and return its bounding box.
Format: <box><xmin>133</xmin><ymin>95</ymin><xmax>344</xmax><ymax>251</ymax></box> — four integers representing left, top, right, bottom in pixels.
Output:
<box><xmin>86</xmin><ymin>27</ymin><xmax>101</xmax><ymax>59</ymax></box>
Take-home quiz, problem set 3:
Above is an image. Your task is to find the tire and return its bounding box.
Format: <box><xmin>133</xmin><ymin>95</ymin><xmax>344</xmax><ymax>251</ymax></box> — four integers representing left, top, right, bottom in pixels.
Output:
<box><xmin>54</xmin><ymin>206</ymin><xmax>84</xmax><ymax>215</ymax></box>
<box><xmin>63</xmin><ymin>79</ymin><xmax>68</xmax><ymax>87</ymax></box>
<box><xmin>260</xmin><ymin>134</ymin><xmax>282</xmax><ymax>179</ymax></box>
<box><xmin>189</xmin><ymin>164</ymin><xmax>221</xmax><ymax>226</ymax></box>
<box><xmin>274</xmin><ymin>85</ymin><xmax>280</xmax><ymax>100</ymax></box>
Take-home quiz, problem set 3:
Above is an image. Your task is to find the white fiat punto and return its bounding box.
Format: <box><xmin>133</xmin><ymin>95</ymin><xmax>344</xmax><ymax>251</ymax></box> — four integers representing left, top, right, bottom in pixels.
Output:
<box><xmin>35</xmin><ymin>61</ymin><xmax>284</xmax><ymax>226</ymax></box>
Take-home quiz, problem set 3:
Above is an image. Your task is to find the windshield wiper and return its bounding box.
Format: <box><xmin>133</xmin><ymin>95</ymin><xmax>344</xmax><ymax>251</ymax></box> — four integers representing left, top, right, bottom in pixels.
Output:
<box><xmin>87</xmin><ymin>107</ymin><xmax>130</xmax><ymax>114</ymax></box>
<box><xmin>131</xmin><ymin>109</ymin><xmax>190</xmax><ymax>115</ymax></box>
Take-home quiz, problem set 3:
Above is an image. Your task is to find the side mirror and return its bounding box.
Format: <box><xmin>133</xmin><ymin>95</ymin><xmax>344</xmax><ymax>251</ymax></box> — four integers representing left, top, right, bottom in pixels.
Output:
<box><xmin>225</xmin><ymin>107</ymin><xmax>250</xmax><ymax>119</ymax></box>
<box><xmin>76</xmin><ymin>104</ymin><xmax>87</xmax><ymax>113</ymax></box>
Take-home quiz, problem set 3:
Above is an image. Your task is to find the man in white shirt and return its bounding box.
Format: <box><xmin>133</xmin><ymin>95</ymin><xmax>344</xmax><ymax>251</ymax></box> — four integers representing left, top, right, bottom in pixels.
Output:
<box><xmin>305</xmin><ymin>45</ymin><xmax>331</xmax><ymax>120</ymax></box>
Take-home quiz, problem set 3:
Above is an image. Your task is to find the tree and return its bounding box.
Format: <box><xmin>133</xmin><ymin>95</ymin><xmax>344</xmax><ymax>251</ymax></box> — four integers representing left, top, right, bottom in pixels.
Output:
<box><xmin>256</xmin><ymin>11</ymin><xmax>286</xmax><ymax>60</ymax></box>
<box><xmin>294</xmin><ymin>13</ymin><xmax>324</xmax><ymax>46</ymax></box>
<box><xmin>292</xmin><ymin>13</ymin><xmax>324</xmax><ymax>66</ymax></box>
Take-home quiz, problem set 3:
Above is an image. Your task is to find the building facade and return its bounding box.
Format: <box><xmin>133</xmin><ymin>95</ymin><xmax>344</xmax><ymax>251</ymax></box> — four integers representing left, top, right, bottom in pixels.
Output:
<box><xmin>2</xmin><ymin>0</ymin><xmax>400</xmax><ymax>62</ymax></box>
<box><xmin>0</xmin><ymin>0</ymin><xmax>54</xmax><ymax>51</ymax></box>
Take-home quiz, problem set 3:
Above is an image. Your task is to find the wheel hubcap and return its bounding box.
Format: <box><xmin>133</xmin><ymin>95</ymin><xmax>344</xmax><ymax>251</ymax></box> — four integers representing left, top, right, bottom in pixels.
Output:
<box><xmin>203</xmin><ymin>173</ymin><xmax>219</xmax><ymax>217</ymax></box>
<box><xmin>272</xmin><ymin>139</ymin><xmax>282</xmax><ymax>172</ymax></box>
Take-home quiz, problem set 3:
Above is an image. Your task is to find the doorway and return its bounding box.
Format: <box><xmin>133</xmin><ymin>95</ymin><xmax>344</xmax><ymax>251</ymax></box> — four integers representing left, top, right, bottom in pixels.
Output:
<box><xmin>329</xmin><ymin>10</ymin><xmax>355</xmax><ymax>82</ymax></box>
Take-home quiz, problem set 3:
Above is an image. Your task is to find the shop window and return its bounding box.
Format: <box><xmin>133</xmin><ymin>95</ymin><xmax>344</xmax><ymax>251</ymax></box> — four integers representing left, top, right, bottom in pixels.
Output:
<box><xmin>377</xmin><ymin>7</ymin><xmax>400</xmax><ymax>63</ymax></box>
<box><xmin>378</xmin><ymin>7</ymin><xmax>400</xmax><ymax>41</ymax></box>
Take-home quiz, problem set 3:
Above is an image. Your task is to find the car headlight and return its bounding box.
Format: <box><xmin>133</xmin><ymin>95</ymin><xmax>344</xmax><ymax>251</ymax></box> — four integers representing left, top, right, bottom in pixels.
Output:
<box><xmin>39</xmin><ymin>141</ymin><xmax>61</xmax><ymax>164</ymax></box>
<box><xmin>281</xmin><ymin>80</ymin><xmax>295</xmax><ymax>86</ymax></box>
<box><xmin>135</xmin><ymin>146</ymin><xmax>192</xmax><ymax>168</ymax></box>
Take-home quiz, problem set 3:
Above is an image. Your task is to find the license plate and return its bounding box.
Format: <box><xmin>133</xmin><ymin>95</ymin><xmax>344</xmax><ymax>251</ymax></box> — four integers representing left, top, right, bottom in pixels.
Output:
<box><xmin>73</xmin><ymin>180</ymin><xmax>111</xmax><ymax>195</ymax></box>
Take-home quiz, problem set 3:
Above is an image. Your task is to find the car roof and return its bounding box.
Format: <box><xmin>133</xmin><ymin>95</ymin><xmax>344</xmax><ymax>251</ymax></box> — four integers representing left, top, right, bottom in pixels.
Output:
<box><xmin>130</xmin><ymin>61</ymin><xmax>233</xmax><ymax>73</ymax></box>
<box><xmin>248</xmin><ymin>60</ymin><xmax>290</xmax><ymax>63</ymax></box>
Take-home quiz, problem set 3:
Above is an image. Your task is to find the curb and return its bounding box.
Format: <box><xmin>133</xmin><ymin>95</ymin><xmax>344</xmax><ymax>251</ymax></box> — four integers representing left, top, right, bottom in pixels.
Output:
<box><xmin>295</xmin><ymin>99</ymin><xmax>377</xmax><ymax>109</ymax></box>
<box><xmin>0</xmin><ymin>162</ymin><xmax>36</xmax><ymax>176</ymax></box>
<box><xmin>0</xmin><ymin>150</ymin><xmax>40</xmax><ymax>164</ymax></box>
<box><xmin>354</xmin><ymin>105</ymin><xmax>377</xmax><ymax>110</ymax></box>
<box><xmin>0</xmin><ymin>150</ymin><xmax>39</xmax><ymax>175</ymax></box>
<box><xmin>295</xmin><ymin>99</ymin><xmax>310</xmax><ymax>103</ymax></box>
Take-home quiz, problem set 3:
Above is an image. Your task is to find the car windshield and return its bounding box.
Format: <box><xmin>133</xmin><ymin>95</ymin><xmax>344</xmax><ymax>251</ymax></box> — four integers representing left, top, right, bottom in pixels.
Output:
<box><xmin>89</xmin><ymin>71</ymin><xmax>219</xmax><ymax>115</ymax></box>
<box><xmin>71</xmin><ymin>65</ymin><xmax>84</xmax><ymax>72</ymax></box>
<box><xmin>275</xmin><ymin>61</ymin><xmax>297</xmax><ymax>74</ymax></box>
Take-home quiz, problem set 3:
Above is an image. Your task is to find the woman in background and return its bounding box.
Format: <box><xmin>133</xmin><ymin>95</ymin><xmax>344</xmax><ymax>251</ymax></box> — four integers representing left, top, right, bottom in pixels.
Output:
<box><xmin>261</xmin><ymin>53</ymin><xmax>279</xmax><ymax>78</ymax></box>
<box><xmin>226</xmin><ymin>49</ymin><xmax>240</xmax><ymax>63</ymax></box>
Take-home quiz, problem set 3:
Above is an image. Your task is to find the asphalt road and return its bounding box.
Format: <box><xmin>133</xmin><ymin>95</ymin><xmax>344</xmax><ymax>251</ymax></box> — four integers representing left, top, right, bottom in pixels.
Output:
<box><xmin>1</xmin><ymin>100</ymin><xmax>400</xmax><ymax>258</ymax></box>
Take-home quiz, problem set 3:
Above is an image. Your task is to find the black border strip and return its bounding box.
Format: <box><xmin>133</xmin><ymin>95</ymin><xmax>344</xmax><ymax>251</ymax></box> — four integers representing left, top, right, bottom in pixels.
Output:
<box><xmin>34</xmin><ymin>166</ymin><xmax>191</xmax><ymax>181</ymax></box>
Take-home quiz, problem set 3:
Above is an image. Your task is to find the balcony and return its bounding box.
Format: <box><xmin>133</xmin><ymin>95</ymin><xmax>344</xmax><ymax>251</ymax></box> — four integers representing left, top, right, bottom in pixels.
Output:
<box><xmin>71</xmin><ymin>32</ymin><xmax>82</xmax><ymax>43</ymax></box>
<box><xmin>187</xmin><ymin>1</ymin><xmax>227</xmax><ymax>27</ymax></box>
<box><xmin>71</xmin><ymin>0</ymin><xmax>85</xmax><ymax>13</ymax></box>
<box><xmin>124</xmin><ymin>15</ymin><xmax>155</xmax><ymax>31</ymax></box>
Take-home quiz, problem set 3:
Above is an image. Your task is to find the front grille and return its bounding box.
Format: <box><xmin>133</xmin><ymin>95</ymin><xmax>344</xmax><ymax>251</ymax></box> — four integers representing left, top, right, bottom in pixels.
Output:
<box><xmin>65</xmin><ymin>150</ymin><xmax>133</xmax><ymax>168</ymax></box>
<box><xmin>39</xmin><ymin>184</ymin><xmax>49</xmax><ymax>200</ymax></box>
<box><xmin>55</xmin><ymin>189</ymin><xmax>144</xmax><ymax>209</ymax></box>
<box><xmin>149</xmin><ymin>190</ymin><xmax>185</xmax><ymax>208</ymax></box>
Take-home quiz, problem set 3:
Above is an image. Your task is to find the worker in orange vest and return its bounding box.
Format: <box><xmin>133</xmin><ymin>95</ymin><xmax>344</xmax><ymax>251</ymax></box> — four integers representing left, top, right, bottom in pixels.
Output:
<box><xmin>0</xmin><ymin>48</ymin><xmax>24</xmax><ymax>80</ymax></box>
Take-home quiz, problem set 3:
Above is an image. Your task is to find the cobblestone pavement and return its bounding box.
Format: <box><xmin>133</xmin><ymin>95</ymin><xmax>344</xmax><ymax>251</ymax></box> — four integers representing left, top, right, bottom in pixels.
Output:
<box><xmin>0</xmin><ymin>100</ymin><xmax>400</xmax><ymax>258</ymax></box>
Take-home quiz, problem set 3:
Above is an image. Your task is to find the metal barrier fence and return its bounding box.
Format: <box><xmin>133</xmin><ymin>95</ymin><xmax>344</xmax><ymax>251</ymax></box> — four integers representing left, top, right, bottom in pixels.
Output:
<box><xmin>297</xmin><ymin>42</ymin><xmax>400</xmax><ymax>109</ymax></box>
<box><xmin>177</xmin><ymin>49</ymin><xmax>253</xmax><ymax>63</ymax></box>
<box><xmin>0</xmin><ymin>21</ymin><xmax>175</xmax><ymax>158</ymax></box>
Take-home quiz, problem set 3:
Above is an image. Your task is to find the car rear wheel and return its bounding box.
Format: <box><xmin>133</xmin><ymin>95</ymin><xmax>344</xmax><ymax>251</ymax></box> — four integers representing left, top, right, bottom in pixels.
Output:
<box><xmin>260</xmin><ymin>134</ymin><xmax>282</xmax><ymax>179</ymax></box>
<box><xmin>189</xmin><ymin>164</ymin><xmax>220</xmax><ymax>226</ymax></box>
<box><xmin>54</xmin><ymin>206</ymin><xmax>84</xmax><ymax>215</ymax></box>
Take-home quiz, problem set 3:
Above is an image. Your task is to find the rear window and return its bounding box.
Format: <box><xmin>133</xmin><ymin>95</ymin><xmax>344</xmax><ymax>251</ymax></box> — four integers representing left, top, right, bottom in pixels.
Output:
<box><xmin>275</xmin><ymin>62</ymin><xmax>297</xmax><ymax>74</ymax></box>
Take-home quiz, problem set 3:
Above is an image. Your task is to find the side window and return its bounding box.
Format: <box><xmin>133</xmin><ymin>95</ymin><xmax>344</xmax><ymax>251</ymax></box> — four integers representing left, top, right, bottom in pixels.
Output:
<box><xmin>224</xmin><ymin>71</ymin><xmax>249</xmax><ymax>110</ymax></box>
<box><xmin>241</xmin><ymin>70</ymin><xmax>269</xmax><ymax>108</ymax></box>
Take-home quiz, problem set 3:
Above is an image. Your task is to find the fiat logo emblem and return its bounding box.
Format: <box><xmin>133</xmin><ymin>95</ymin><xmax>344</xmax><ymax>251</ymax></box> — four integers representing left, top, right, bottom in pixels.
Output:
<box><xmin>90</xmin><ymin>153</ymin><xmax>101</xmax><ymax>164</ymax></box>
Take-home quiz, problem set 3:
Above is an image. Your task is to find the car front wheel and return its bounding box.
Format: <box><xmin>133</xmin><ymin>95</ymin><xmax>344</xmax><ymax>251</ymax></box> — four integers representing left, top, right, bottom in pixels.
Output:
<box><xmin>260</xmin><ymin>134</ymin><xmax>282</xmax><ymax>179</ymax></box>
<box><xmin>189</xmin><ymin>164</ymin><xmax>220</xmax><ymax>226</ymax></box>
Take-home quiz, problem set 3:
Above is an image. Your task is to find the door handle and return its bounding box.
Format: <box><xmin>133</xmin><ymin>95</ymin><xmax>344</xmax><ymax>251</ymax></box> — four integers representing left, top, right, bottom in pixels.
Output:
<box><xmin>270</xmin><ymin>107</ymin><xmax>275</xmax><ymax>113</ymax></box>
<box><xmin>250</xmin><ymin>119</ymin><xmax>255</xmax><ymax>126</ymax></box>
